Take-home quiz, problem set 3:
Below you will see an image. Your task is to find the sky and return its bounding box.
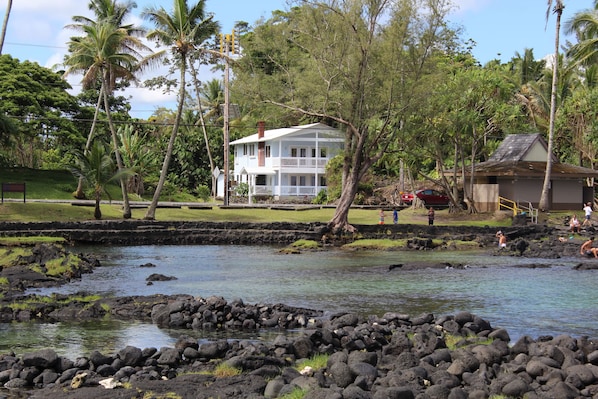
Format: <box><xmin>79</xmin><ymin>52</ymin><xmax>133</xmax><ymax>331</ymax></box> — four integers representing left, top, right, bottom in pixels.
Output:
<box><xmin>0</xmin><ymin>0</ymin><xmax>595</xmax><ymax>119</ymax></box>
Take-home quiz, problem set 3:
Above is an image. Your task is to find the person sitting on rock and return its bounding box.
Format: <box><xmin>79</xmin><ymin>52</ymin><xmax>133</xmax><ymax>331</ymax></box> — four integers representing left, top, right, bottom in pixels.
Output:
<box><xmin>580</xmin><ymin>237</ymin><xmax>595</xmax><ymax>257</ymax></box>
<box><xmin>569</xmin><ymin>215</ymin><xmax>581</xmax><ymax>233</ymax></box>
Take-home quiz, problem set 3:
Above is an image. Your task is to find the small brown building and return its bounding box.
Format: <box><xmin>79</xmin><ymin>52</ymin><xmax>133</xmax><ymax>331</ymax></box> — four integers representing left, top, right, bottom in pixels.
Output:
<box><xmin>462</xmin><ymin>133</ymin><xmax>598</xmax><ymax>212</ymax></box>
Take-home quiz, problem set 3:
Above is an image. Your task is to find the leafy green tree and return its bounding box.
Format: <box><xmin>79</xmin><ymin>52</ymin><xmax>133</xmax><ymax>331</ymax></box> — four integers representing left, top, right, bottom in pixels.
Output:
<box><xmin>118</xmin><ymin>124</ymin><xmax>158</xmax><ymax>196</ymax></box>
<box><xmin>412</xmin><ymin>60</ymin><xmax>528</xmax><ymax>212</ymax></box>
<box><xmin>0</xmin><ymin>113</ymin><xmax>16</xmax><ymax>144</ymax></box>
<box><xmin>142</xmin><ymin>0</ymin><xmax>219</xmax><ymax>220</ymax></box>
<box><xmin>557</xmin><ymin>86</ymin><xmax>598</xmax><ymax>168</ymax></box>
<box><xmin>0</xmin><ymin>55</ymin><xmax>81</xmax><ymax>167</ymax></box>
<box><xmin>67</xmin><ymin>140</ymin><xmax>131</xmax><ymax>220</ymax></box>
<box><xmin>234</xmin><ymin>0</ymin><xmax>457</xmax><ymax>232</ymax></box>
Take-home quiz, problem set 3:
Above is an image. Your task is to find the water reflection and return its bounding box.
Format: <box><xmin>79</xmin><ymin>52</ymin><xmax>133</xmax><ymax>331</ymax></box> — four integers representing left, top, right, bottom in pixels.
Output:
<box><xmin>2</xmin><ymin>245</ymin><xmax>597</xmax><ymax>359</ymax></box>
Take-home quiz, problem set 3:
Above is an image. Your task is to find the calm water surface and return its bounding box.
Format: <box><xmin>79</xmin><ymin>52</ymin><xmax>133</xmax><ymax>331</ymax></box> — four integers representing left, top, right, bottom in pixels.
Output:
<box><xmin>3</xmin><ymin>245</ymin><xmax>597</xmax><ymax>358</ymax></box>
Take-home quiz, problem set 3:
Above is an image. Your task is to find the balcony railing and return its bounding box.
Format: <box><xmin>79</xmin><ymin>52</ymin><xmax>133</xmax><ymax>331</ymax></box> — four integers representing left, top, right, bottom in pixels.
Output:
<box><xmin>270</xmin><ymin>157</ymin><xmax>328</xmax><ymax>168</ymax></box>
<box><xmin>252</xmin><ymin>185</ymin><xmax>325</xmax><ymax>196</ymax></box>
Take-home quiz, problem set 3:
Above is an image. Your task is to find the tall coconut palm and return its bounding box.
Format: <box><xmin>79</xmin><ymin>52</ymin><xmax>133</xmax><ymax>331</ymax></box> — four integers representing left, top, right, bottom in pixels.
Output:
<box><xmin>142</xmin><ymin>0</ymin><xmax>219</xmax><ymax>220</ymax></box>
<box><xmin>65</xmin><ymin>0</ymin><xmax>146</xmax><ymax>202</ymax></box>
<box><xmin>539</xmin><ymin>0</ymin><xmax>565</xmax><ymax>212</ymax></box>
<box><xmin>67</xmin><ymin>140</ymin><xmax>132</xmax><ymax>220</ymax></box>
<box><xmin>0</xmin><ymin>0</ymin><xmax>12</xmax><ymax>54</ymax></box>
<box><xmin>64</xmin><ymin>10</ymin><xmax>154</xmax><ymax>218</ymax></box>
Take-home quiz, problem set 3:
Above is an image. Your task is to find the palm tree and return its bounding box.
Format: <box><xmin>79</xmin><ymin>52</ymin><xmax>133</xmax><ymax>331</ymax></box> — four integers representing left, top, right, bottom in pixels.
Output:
<box><xmin>142</xmin><ymin>0</ymin><xmax>219</xmax><ymax>220</ymax></box>
<box><xmin>539</xmin><ymin>0</ymin><xmax>565</xmax><ymax>211</ymax></box>
<box><xmin>565</xmin><ymin>0</ymin><xmax>598</xmax><ymax>66</ymax></box>
<box><xmin>0</xmin><ymin>0</ymin><xmax>12</xmax><ymax>54</ymax></box>
<box><xmin>64</xmin><ymin>2</ymin><xmax>155</xmax><ymax>218</ymax></box>
<box><xmin>65</xmin><ymin>0</ymin><xmax>146</xmax><ymax>203</ymax></box>
<box><xmin>118</xmin><ymin>124</ymin><xmax>157</xmax><ymax>195</ymax></box>
<box><xmin>67</xmin><ymin>140</ymin><xmax>132</xmax><ymax>220</ymax></box>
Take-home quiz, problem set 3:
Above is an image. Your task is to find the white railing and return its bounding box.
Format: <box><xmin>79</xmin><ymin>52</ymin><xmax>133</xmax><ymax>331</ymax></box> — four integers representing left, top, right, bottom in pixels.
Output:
<box><xmin>271</xmin><ymin>157</ymin><xmax>328</xmax><ymax>168</ymax></box>
<box><xmin>251</xmin><ymin>185</ymin><xmax>325</xmax><ymax>196</ymax></box>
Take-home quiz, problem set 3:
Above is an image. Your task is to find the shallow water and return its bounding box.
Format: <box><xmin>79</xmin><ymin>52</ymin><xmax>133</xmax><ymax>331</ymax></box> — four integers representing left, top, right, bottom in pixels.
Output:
<box><xmin>3</xmin><ymin>245</ymin><xmax>597</xmax><ymax>358</ymax></box>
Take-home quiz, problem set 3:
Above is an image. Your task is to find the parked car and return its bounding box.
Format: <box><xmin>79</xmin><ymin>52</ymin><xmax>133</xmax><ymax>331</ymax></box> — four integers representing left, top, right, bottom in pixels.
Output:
<box><xmin>400</xmin><ymin>192</ymin><xmax>414</xmax><ymax>205</ymax></box>
<box><xmin>415</xmin><ymin>189</ymin><xmax>450</xmax><ymax>206</ymax></box>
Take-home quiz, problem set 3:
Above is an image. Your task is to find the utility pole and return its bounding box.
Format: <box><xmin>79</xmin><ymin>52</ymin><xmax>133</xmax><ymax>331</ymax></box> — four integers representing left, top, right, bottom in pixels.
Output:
<box><xmin>220</xmin><ymin>31</ymin><xmax>235</xmax><ymax>206</ymax></box>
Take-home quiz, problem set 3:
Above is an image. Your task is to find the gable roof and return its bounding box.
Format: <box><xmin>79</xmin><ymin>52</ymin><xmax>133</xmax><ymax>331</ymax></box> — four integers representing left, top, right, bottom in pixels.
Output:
<box><xmin>467</xmin><ymin>160</ymin><xmax>598</xmax><ymax>178</ymax></box>
<box><xmin>230</xmin><ymin>122</ymin><xmax>343</xmax><ymax>145</ymax></box>
<box><xmin>488</xmin><ymin>133</ymin><xmax>557</xmax><ymax>163</ymax></box>
<box><xmin>453</xmin><ymin>133</ymin><xmax>598</xmax><ymax>178</ymax></box>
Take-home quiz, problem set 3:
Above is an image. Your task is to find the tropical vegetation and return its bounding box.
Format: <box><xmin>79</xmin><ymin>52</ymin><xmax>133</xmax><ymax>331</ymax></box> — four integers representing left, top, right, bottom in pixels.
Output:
<box><xmin>1</xmin><ymin>0</ymin><xmax>598</xmax><ymax>230</ymax></box>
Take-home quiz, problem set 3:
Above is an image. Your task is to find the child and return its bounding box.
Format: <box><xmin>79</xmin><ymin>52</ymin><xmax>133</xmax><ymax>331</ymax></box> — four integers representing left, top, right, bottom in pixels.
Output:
<box><xmin>496</xmin><ymin>231</ymin><xmax>507</xmax><ymax>249</ymax></box>
<box><xmin>569</xmin><ymin>215</ymin><xmax>581</xmax><ymax>233</ymax></box>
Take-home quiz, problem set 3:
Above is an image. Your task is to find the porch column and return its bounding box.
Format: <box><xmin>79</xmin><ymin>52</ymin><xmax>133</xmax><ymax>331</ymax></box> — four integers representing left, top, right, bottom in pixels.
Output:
<box><xmin>315</xmin><ymin>130</ymin><xmax>319</xmax><ymax>195</ymax></box>
<box><xmin>278</xmin><ymin>140</ymin><xmax>283</xmax><ymax>197</ymax></box>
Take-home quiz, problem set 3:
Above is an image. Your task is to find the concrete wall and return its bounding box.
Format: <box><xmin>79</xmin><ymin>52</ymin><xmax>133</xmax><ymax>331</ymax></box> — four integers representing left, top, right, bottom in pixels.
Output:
<box><xmin>469</xmin><ymin>177</ymin><xmax>590</xmax><ymax>212</ymax></box>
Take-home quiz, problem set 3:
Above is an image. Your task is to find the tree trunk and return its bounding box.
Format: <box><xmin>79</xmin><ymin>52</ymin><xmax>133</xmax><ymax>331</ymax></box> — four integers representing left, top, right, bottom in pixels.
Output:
<box><xmin>94</xmin><ymin>190</ymin><xmax>102</xmax><ymax>220</ymax></box>
<box><xmin>327</xmin><ymin>171</ymin><xmax>360</xmax><ymax>233</ymax></box>
<box><xmin>74</xmin><ymin>85</ymin><xmax>104</xmax><ymax>199</ymax></box>
<box><xmin>144</xmin><ymin>61</ymin><xmax>186</xmax><ymax>220</ymax></box>
<box><xmin>102</xmin><ymin>72</ymin><xmax>131</xmax><ymax>219</ymax></box>
<box><xmin>0</xmin><ymin>0</ymin><xmax>12</xmax><ymax>55</ymax></box>
<box><xmin>539</xmin><ymin>1</ymin><xmax>563</xmax><ymax>211</ymax></box>
<box><xmin>190</xmin><ymin>62</ymin><xmax>216</xmax><ymax>199</ymax></box>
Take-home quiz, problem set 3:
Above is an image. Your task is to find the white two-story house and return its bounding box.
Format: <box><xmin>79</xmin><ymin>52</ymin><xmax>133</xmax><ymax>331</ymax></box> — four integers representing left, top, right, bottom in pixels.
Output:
<box><xmin>229</xmin><ymin>122</ymin><xmax>344</xmax><ymax>201</ymax></box>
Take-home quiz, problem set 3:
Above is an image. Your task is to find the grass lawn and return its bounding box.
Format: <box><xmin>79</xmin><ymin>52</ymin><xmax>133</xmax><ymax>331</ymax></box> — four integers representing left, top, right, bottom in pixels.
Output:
<box><xmin>0</xmin><ymin>167</ymin><xmax>578</xmax><ymax>227</ymax></box>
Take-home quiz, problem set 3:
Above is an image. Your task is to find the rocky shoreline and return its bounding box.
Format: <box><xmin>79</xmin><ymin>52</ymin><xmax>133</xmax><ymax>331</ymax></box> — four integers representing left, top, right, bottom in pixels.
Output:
<box><xmin>1</xmin><ymin>221</ymin><xmax>598</xmax><ymax>398</ymax></box>
<box><xmin>2</xmin><ymin>297</ymin><xmax>598</xmax><ymax>399</ymax></box>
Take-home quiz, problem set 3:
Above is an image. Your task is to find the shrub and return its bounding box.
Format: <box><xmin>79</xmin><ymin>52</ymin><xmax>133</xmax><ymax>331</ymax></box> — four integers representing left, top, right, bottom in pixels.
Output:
<box><xmin>196</xmin><ymin>185</ymin><xmax>211</xmax><ymax>201</ymax></box>
<box><xmin>235</xmin><ymin>182</ymin><xmax>249</xmax><ymax>197</ymax></box>
<box><xmin>312</xmin><ymin>189</ymin><xmax>328</xmax><ymax>204</ymax></box>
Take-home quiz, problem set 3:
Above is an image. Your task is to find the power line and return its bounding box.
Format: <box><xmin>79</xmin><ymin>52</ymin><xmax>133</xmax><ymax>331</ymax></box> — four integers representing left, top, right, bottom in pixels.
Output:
<box><xmin>4</xmin><ymin>41</ymin><xmax>66</xmax><ymax>50</ymax></box>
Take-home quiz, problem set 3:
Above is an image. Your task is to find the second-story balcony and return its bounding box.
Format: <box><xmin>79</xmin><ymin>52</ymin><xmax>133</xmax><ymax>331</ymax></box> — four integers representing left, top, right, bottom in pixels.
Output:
<box><xmin>271</xmin><ymin>157</ymin><xmax>329</xmax><ymax>169</ymax></box>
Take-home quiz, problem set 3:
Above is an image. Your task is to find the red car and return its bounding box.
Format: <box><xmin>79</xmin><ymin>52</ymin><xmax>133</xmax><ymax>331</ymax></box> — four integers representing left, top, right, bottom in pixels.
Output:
<box><xmin>400</xmin><ymin>192</ymin><xmax>414</xmax><ymax>205</ymax></box>
<box><xmin>415</xmin><ymin>189</ymin><xmax>450</xmax><ymax>206</ymax></box>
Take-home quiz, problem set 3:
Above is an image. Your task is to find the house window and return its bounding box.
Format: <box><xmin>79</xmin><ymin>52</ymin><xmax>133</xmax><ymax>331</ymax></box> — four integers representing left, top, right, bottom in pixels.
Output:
<box><xmin>299</xmin><ymin>176</ymin><xmax>306</xmax><ymax>186</ymax></box>
<box><xmin>290</xmin><ymin>147</ymin><xmax>307</xmax><ymax>157</ymax></box>
<box><xmin>256</xmin><ymin>175</ymin><xmax>266</xmax><ymax>185</ymax></box>
<box><xmin>320</xmin><ymin>147</ymin><xmax>327</xmax><ymax>158</ymax></box>
<box><xmin>249</xmin><ymin>144</ymin><xmax>255</xmax><ymax>156</ymax></box>
<box><xmin>320</xmin><ymin>176</ymin><xmax>326</xmax><ymax>186</ymax></box>
<box><xmin>265</xmin><ymin>145</ymin><xmax>271</xmax><ymax>157</ymax></box>
<box><xmin>242</xmin><ymin>144</ymin><xmax>247</xmax><ymax>156</ymax></box>
<box><xmin>311</xmin><ymin>148</ymin><xmax>316</xmax><ymax>158</ymax></box>
<box><xmin>290</xmin><ymin>176</ymin><xmax>297</xmax><ymax>186</ymax></box>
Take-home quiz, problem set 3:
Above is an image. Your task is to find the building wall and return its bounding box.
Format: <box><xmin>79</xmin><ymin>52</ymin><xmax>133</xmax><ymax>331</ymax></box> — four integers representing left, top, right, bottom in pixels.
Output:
<box><xmin>552</xmin><ymin>179</ymin><xmax>584</xmax><ymax>210</ymax></box>
<box><xmin>499</xmin><ymin>178</ymin><xmax>542</xmax><ymax>206</ymax></box>
<box><xmin>522</xmin><ymin>142</ymin><xmax>548</xmax><ymax>162</ymax></box>
<box><xmin>471</xmin><ymin>184</ymin><xmax>498</xmax><ymax>212</ymax></box>
<box><xmin>470</xmin><ymin>177</ymin><xmax>588</xmax><ymax>212</ymax></box>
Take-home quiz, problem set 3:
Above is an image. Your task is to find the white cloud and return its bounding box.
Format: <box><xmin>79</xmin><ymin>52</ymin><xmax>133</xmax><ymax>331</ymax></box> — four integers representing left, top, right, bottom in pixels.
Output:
<box><xmin>450</xmin><ymin>0</ymin><xmax>493</xmax><ymax>16</ymax></box>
